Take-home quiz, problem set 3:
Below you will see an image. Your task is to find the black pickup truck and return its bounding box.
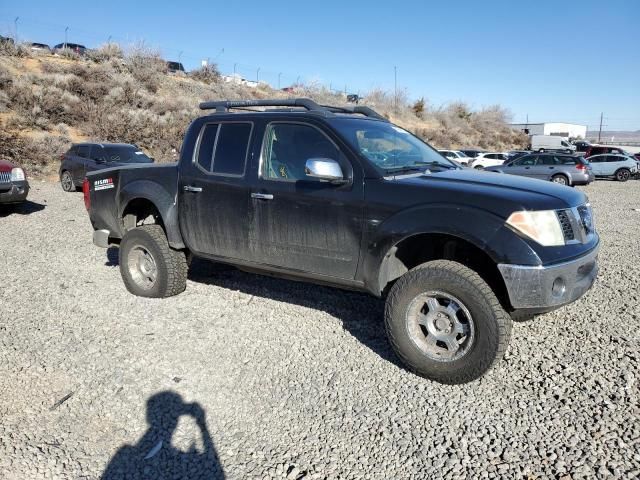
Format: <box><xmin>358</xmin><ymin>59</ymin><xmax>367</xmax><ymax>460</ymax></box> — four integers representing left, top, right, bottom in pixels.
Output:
<box><xmin>84</xmin><ymin>99</ymin><xmax>599</xmax><ymax>384</ymax></box>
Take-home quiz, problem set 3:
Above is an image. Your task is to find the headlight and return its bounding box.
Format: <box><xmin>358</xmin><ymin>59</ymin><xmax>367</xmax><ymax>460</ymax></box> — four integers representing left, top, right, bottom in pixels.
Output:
<box><xmin>10</xmin><ymin>168</ymin><xmax>25</xmax><ymax>182</ymax></box>
<box><xmin>506</xmin><ymin>210</ymin><xmax>564</xmax><ymax>246</ymax></box>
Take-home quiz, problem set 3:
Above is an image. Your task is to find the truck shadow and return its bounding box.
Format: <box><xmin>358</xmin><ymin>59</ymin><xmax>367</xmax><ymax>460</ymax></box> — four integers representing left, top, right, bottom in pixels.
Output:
<box><xmin>188</xmin><ymin>259</ymin><xmax>404</xmax><ymax>371</ymax></box>
<box><xmin>0</xmin><ymin>200</ymin><xmax>46</xmax><ymax>217</ymax></box>
<box><xmin>101</xmin><ymin>390</ymin><xmax>225</xmax><ymax>479</ymax></box>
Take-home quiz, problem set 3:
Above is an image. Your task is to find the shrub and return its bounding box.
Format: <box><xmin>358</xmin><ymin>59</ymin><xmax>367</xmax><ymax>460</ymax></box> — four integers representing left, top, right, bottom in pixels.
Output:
<box><xmin>86</xmin><ymin>43</ymin><xmax>124</xmax><ymax>63</ymax></box>
<box><xmin>412</xmin><ymin>97</ymin><xmax>426</xmax><ymax>117</ymax></box>
<box><xmin>188</xmin><ymin>65</ymin><xmax>221</xmax><ymax>85</ymax></box>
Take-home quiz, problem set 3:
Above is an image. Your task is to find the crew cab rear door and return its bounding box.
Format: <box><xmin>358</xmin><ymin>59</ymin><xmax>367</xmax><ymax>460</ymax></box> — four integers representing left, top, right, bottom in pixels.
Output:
<box><xmin>178</xmin><ymin>121</ymin><xmax>254</xmax><ymax>260</ymax></box>
<box><xmin>248</xmin><ymin>120</ymin><xmax>364</xmax><ymax>280</ymax></box>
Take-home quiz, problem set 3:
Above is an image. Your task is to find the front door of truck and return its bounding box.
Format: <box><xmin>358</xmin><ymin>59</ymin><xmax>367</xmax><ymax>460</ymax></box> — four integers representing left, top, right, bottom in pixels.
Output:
<box><xmin>178</xmin><ymin>121</ymin><xmax>254</xmax><ymax>260</ymax></box>
<box><xmin>249</xmin><ymin>121</ymin><xmax>364</xmax><ymax>280</ymax></box>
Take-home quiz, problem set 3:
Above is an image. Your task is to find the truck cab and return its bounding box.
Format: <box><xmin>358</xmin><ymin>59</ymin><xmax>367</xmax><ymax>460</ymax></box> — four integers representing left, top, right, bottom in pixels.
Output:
<box><xmin>84</xmin><ymin>99</ymin><xmax>599</xmax><ymax>384</ymax></box>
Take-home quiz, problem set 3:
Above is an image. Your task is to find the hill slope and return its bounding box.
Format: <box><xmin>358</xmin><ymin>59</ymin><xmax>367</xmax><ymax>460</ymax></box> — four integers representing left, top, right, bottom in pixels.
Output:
<box><xmin>0</xmin><ymin>45</ymin><xmax>527</xmax><ymax>176</ymax></box>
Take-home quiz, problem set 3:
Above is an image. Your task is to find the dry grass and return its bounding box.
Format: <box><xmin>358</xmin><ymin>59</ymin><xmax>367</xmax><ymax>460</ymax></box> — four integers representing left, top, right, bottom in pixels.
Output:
<box><xmin>0</xmin><ymin>44</ymin><xmax>527</xmax><ymax>176</ymax></box>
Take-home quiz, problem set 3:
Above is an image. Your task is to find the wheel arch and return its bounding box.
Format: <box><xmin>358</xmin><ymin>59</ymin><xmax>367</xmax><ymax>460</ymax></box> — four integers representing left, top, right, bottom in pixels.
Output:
<box><xmin>118</xmin><ymin>181</ymin><xmax>185</xmax><ymax>249</ymax></box>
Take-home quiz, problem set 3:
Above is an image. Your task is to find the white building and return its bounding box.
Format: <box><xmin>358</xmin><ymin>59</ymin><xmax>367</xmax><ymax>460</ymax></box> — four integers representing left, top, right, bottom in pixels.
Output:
<box><xmin>510</xmin><ymin>122</ymin><xmax>587</xmax><ymax>139</ymax></box>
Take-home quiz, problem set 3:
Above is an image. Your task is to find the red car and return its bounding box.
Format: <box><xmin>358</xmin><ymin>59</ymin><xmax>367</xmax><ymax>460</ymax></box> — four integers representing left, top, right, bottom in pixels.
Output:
<box><xmin>584</xmin><ymin>145</ymin><xmax>629</xmax><ymax>158</ymax></box>
<box><xmin>0</xmin><ymin>159</ymin><xmax>29</xmax><ymax>204</ymax></box>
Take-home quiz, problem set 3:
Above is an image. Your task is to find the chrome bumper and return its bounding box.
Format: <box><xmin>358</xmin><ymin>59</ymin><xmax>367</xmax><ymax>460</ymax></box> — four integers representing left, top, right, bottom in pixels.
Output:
<box><xmin>498</xmin><ymin>245</ymin><xmax>599</xmax><ymax>310</ymax></box>
<box><xmin>93</xmin><ymin>229</ymin><xmax>110</xmax><ymax>248</ymax></box>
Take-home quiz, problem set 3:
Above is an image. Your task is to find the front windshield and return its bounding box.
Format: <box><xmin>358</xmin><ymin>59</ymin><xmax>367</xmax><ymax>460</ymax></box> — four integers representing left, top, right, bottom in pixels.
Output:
<box><xmin>331</xmin><ymin>118</ymin><xmax>458</xmax><ymax>173</ymax></box>
<box><xmin>103</xmin><ymin>146</ymin><xmax>153</xmax><ymax>163</ymax></box>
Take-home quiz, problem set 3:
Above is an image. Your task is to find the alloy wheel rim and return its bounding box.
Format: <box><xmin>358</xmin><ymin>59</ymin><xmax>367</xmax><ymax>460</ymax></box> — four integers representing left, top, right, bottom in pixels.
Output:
<box><xmin>553</xmin><ymin>176</ymin><xmax>567</xmax><ymax>184</ymax></box>
<box><xmin>128</xmin><ymin>246</ymin><xmax>158</xmax><ymax>290</ymax></box>
<box><xmin>62</xmin><ymin>172</ymin><xmax>73</xmax><ymax>190</ymax></box>
<box><xmin>406</xmin><ymin>291</ymin><xmax>475</xmax><ymax>362</ymax></box>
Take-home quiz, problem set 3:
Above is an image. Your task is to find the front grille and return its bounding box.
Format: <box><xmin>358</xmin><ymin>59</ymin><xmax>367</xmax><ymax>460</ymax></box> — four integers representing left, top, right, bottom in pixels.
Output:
<box><xmin>557</xmin><ymin>210</ymin><xmax>575</xmax><ymax>241</ymax></box>
<box><xmin>577</xmin><ymin>204</ymin><xmax>594</xmax><ymax>235</ymax></box>
<box><xmin>0</xmin><ymin>171</ymin><xmax>10</xmax><ymax>183</ymax></box>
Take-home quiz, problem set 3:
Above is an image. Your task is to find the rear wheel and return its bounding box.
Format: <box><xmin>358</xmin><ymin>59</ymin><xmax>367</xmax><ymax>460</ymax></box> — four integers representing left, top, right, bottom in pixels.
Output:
<box><xmin>615</xmin><ymin>168</ymin><xmax>630</xmax><ymax>182</ymax></box>
<box><xmin>119</xmin><ymin>225</ymin><xmax>188</xmax><ymax>298</ymax></box>
<box><xmin>384</xmin><ymin>260</ymin><xmax>512</xmax><ymax>384</ymax></box>
<box><xmin>551</xmin><ymin>174</ymin><xmax>569</xmax><ymax>186</ymax></box>
<box><xmin>60</xmin><ymin>170</ymin><xmax>75</xmax><ymax>192</ymax></box>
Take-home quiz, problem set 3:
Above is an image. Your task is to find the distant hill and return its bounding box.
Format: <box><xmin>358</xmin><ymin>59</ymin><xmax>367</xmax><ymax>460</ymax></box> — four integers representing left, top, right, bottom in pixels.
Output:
<box><xmin>586</xmin><ymin>130</ymin><xmax>640</xmax><ymax>143</ymax></box>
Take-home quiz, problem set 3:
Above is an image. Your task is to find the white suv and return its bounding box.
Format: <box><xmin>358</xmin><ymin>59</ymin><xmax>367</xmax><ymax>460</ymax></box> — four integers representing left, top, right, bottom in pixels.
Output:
<box><xmin>470</xmin><ymin>152</ymin><xmax>510</xmax><ymax>169</ymax></box>
<box><xmin>438</xmin><ymin>150</ymin><xmax>472</xmax><ymax>165</ymax></box>
<box><xmin>588</xmin><ymin>154</ymin><xmax>638</xmax><ymax>182</ymax></box>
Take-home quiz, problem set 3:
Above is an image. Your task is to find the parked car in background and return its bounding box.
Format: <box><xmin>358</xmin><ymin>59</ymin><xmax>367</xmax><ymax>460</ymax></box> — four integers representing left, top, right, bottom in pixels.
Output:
<box><xmin>587</xmin><ymin>154</ymin><xmax>638</xmax><ymax>182</ymax></box>
<box><xmin>27</xmin><ymin>42</ymin><xmax>50</xmax><ymax>53</ymax></box>
<box><xmin>0</xmin><ymin>159</ymin><xmax>29</xmax><ymax>204</ymax></box>
<box><xmin>53</xmin><ymin>43</ymin><xmax>87</xmax><ymax>55</ymax></box>
<box><xmin>438</xmin><ymin>150</ymin><xmax>472</xmax><ymax>165</ymax></box>
<box><xmin>530</xmin><ymin>135</ymin><xmax>576</xmax><ymax>153</ymax></box>
<box><xmin>584</xmin><ymin>145</ymin><xmax>630</xmax><ymax>158</ymax></box>
<box><xmin>166</xmin><ymin>61</ymin><xmax>185</xmax><ymax>73</ymax></box>
<box><xmin>59</xmin><ymin>143</ymin><xmax>154</xmax><ymax>192</ymax></box>
<box><xmin>573</xmin><ymin>140</ymin><xmax>591</xmax><ymax>153</ymax></box>
<box><xmin>346</xmin><ymin>94</ymin><xmax>360</xmax><ymax>103</ymax></box>
<box><xmin>486</xmin><ymin>153</ymin><xmax>593</xmax><ymax>186</ymax></box>
<box><xmin>470</xmin><ymin>152</ymin><xmax>510</xmax><ymax>169</ymax></box>
<box><xmin>459</xmin><ymin>149</ymin><xmax>485</xmax><ymax>159</ymax></box>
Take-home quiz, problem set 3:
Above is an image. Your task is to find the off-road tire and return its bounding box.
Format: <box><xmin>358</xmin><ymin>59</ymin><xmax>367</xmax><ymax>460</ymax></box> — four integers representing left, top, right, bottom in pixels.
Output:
<box><xmin>119</xmin><ymin>225</ymin><xmax>188</xmax><ymax>298</ymax></box>
<box><xmin>615</xmin><ymin>168</ymin><xmax>630</xmax><ymax>182</ymax></box>
<box><xmin>384</xmin><ymin>260</ymin><xmax>512</xmax><ymax>384</ymax></box>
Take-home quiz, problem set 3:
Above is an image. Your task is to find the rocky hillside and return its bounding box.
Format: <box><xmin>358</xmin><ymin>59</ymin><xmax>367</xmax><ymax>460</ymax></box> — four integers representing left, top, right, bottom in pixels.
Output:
<box><xmin>0</xmin><ymin>43</ymin><xmax>527</xmax><ymax>176</ymax></box>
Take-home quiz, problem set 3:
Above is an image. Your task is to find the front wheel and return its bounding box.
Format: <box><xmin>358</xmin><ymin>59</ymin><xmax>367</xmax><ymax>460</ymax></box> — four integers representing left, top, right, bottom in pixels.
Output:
<box><xmin>119</xmin><ymin>225</ymin><xmax>188</xmax><ymax>298</ymax></box>
<box><xmin>615</xmin><ymin>169</ymin><xmax>630</xmax><ymax>182</ymax></box>
<box><xmin>384</xmin><ymin>260</ymin><xmax>512</xmax><ymax>384</ymax></box>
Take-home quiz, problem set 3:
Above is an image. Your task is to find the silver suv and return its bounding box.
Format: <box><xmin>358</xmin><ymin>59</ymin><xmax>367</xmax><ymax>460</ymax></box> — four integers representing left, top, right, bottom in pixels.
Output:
<box><xmin>587</xmin><ymin>154</ymin><xmax>638</xmax><ymax>182</ymax></box>
<box><xmin>485</xmin><ymin>153</ymin><xmax>594</xmax><ymax>186</ymax></box>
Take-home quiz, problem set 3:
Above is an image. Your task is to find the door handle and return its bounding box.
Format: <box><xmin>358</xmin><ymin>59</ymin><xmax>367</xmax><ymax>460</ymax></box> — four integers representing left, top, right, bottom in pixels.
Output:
<box><xmin>251</xmin><ymin>192</ymin><xmax>274</xmax><ymax>200</ymax></box>
<box><xmin>183</xmin><ymin>185</ymin><xmax>203</xmax><ymax>193</ymax></box>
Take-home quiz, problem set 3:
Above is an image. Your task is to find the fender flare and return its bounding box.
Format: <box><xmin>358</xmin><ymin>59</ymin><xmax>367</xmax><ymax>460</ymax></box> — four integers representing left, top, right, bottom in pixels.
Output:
<box><xmin>361</xmin><ymin>204</ymin><xmax>541</xmax><ymax>295</ymax></box>
<box><xmin>117</xmin><ymin>180</ymin><xmax>185</xmax><ymax>249</ymax></box>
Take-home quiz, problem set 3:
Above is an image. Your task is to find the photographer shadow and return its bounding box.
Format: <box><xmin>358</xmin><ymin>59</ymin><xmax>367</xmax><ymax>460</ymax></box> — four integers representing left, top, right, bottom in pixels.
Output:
<box><xmin>101</xmin><ymin>391</ymin><xmax>225</xmax><ymax>479</ymax></box>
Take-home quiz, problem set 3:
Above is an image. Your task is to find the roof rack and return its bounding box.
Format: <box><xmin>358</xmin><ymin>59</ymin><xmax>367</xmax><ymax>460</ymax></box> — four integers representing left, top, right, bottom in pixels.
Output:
<box><xmin>198</xmin><ymin>98</ymin><xmax>388</xmax><ymax>121</ymax></box>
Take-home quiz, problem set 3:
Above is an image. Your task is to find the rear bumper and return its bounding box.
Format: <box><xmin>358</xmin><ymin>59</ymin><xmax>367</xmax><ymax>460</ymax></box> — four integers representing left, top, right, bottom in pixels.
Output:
<box><xmin>498</xmin><ymin>244</ymin><xmax>599</xmax><ymax>312</ymax></box>
<box><xmin>0</xmin><ymin>181</ymin><xmax>29</xmax><ymax>204</ymax></box>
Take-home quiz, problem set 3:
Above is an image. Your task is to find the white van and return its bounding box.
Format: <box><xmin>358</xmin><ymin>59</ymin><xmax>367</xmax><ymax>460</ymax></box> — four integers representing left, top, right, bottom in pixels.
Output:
<box><xmin>530</xmin><ymin>135</ymin><xmax>576</xmax><ymax>153</ymax></box>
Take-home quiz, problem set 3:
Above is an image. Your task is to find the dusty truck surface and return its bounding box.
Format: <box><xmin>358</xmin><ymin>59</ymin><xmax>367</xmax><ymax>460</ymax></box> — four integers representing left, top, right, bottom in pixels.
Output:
<box><xmin>84</xmin><ymin>98</ymin><xmax>599</xmax><ymax>384</ymax></box>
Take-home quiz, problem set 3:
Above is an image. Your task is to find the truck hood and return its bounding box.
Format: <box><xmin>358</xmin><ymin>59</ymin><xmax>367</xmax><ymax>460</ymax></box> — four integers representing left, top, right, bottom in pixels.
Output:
<box><xmin>383</xmin><ymin>169</ymin><xmax>587</xmax><ymax>216</ymax></box>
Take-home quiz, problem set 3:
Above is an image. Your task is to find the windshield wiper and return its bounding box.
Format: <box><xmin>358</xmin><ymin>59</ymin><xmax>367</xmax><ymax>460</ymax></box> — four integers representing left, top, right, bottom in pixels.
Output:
<box><xmin>383</xmin><ymin>166</ymin><xmax>427</xmax><ymax>175</ymax></box>
<box><xmin>412</xmin><ymin>161</ymin><xmax>458</xmax><ymax>170</ymax></box>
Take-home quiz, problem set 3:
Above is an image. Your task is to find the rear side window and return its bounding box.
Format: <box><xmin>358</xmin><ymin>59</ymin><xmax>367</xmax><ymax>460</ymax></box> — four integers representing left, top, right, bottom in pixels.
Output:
<box><xmin>213</xmin><ymin>123</ymin><xmax>252</xmax><ymax>175</ymax></box>
<box><xmin>195</xmin><ymin>123</ymin><xmax>251</xmax><ymax>176</ymax></box>
<box><xmin>77</xmin><ymin>145</ymin><xmax>91</xmax><ymax>158</ymax></box>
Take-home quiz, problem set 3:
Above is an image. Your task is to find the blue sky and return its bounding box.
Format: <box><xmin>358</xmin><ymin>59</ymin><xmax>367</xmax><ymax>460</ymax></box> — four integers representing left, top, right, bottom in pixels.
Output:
<box><xmin>1</xmin><ymin>0</ymin><xmax>638</xmax><ymax>130</ymax></box>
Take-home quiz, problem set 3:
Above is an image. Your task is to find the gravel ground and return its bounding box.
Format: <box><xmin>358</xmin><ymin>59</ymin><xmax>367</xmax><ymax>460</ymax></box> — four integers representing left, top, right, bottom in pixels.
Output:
<box><xmin>0</xmin><ymin>179</ymin><xmax>639</xmax><ymax>479</ymax></box>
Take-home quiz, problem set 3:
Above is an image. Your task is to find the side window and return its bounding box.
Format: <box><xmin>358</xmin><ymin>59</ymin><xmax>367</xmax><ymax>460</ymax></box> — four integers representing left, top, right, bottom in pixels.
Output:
<box><xmin>589</xmin><ymin>156</ymin><xmax>603</xmax><ymax>163</ymax></box>
<box><xmin>558</xmin><ymin>156</ymin><xmax>577</xmax><ymax>165</ymax></box>
<box><xmin>196</xmin><ymin>124</ymin><xmax>219</xmax><ymax>172</ymax></box>
<box><xmin>485</xmin><ymin>154</ymin><xmax>497</xmax><ymax>159</ymax></box>
<box><xmin>77</xmin><ymin>145</ymin><xmax>91</xmax><ymax>158</ymax></box>
<box><xmin>212</xmin><ymin>123</ymin><xmax>252</xmax><ymax>176</ymax></box>
<box><xmin>514</xmin><ymin>155</ymin><xmax>536</xmax><ymax>166</ymax></box>
<box><xmin>540</xmin><ymin>156</ymin><xmax>559</xmax><ymax>165</ymax></box>
<box><xmin>607</xmin><ymin>155</ymin><xmax>622</xmax><ymax>163</ymax></box>
<box><xmin>262</xmin><ymin>123</ymin><xmax>341</xmax><ymax>181</ymax></box>
<box><xmin>89</xmin><ymin>146</ymin><xmax>105</xmax><ymax>162</ymax></box>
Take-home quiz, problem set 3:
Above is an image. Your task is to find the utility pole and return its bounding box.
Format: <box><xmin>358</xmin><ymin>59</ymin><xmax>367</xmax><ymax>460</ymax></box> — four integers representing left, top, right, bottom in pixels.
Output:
<box><xmin>107</xmin><ymin>35</ymin><xmax>112</xmax><ymax>44</ymax></box>
<box><xmin>64</xmin><ymin>26</ymin><xmax>69</xmax><ymax>48</ymax></box>
<box><xmin>178</xmin><ymin>51</ymin><xmax>183</xmax><ymax>63</ymax></box>
<box><xmin>256</xmin><ymin>67</ymin><xmax>260</xmax><ymax>83</ymax></box>
<box><xmin>598</xmin><ymin>112</ymin><xmax>604</xmax><ymax>143</ymax></box>
<box><xmin>394</xmin><ymin>66</ymin><xmax>398</xmax><ymax>109</ymax></box>
<box><xmin>233</xmin><ymin>63</ymin><xmax>237</xmax><ymax>75</ymax></box>
<box><xmin>14</xmin><ymin>17</ymin><xmax>19</xmax><ymax>43</ymax></box>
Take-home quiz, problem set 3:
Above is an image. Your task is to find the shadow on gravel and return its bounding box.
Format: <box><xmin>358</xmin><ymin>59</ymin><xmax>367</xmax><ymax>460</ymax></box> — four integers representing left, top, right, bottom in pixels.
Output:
<box><xmin>0</xmin><ymin>200</ymin><xmax>46</xmax><ymax>217</ymax></box>
<box><xmin>189</xmin><ymin>259</ymin><xmax>405</xmax><ymax>371</ymax></box>
<box><xmin>101</xmin><ymin>391</ymin><xmax>225</xmax><ymax>479</ymax></box>
<box><xmin>105</xmin><ymin>247</ymin><xmax>119</xmax><ymax>267</ymax></box>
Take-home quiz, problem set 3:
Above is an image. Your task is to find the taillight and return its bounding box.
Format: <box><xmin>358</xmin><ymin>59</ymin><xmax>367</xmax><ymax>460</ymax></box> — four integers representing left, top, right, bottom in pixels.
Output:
<box><xmin>82</xmin><ymin>178</ymin><xmax>90</xmax><ymax>211</ymax></box>
<box><xmin>576</xmin><ymin>164</ymin><xmax>586</xmax><ymax>171</ymax></box>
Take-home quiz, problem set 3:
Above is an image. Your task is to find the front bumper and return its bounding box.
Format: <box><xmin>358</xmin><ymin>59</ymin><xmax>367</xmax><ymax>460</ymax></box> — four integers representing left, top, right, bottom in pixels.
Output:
<box><xmin>0</xmin><ymin>181</ymin><xmax>29</xmax><ymax>204</ymax></box>
<box><xmin>498</xmin><ymin>244</ymin><xmax>599</xmax><ymax>312</ymax></box>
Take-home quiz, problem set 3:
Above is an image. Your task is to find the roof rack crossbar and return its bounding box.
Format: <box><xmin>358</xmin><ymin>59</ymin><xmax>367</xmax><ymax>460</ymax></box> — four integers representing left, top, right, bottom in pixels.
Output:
<box><xmin>199</xmin><ymin>98</ymin><xmax>326</xmax><ymax>113</ymax></box>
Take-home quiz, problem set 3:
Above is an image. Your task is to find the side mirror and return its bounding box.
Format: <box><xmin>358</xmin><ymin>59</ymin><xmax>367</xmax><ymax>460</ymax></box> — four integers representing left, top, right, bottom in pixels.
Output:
<box><xmin>304</xmin><ymin>158</ymin><xmax>346</xmax><ymax>183</ymax></box>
